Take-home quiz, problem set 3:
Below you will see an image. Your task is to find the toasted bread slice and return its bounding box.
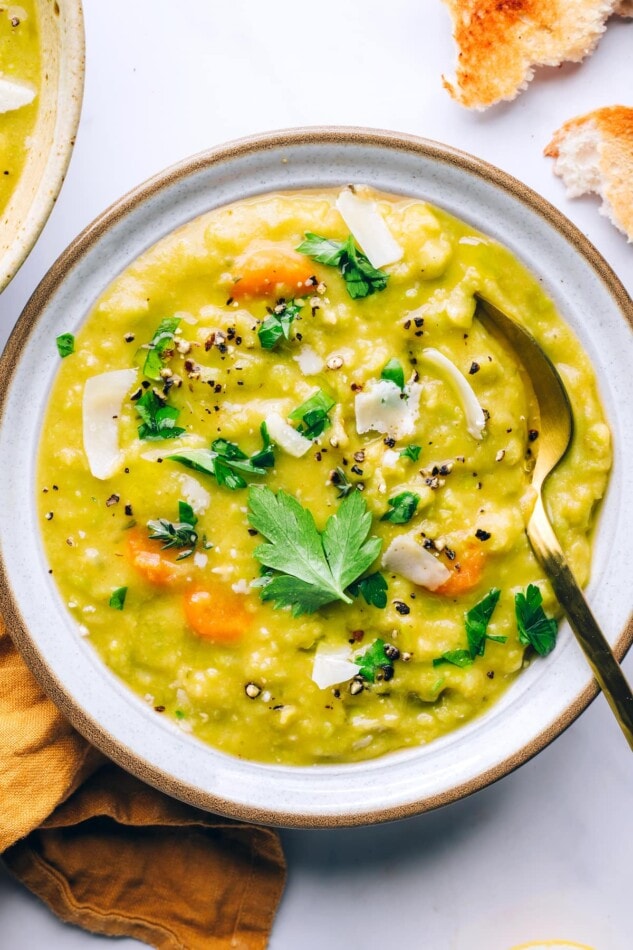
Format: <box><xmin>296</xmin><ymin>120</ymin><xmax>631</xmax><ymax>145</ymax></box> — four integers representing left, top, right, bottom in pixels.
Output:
<box><xmin>442</xmin><ymin>0</ymin><xmax>618</xmax><ymax>110</ymax></box>
<box><xmin>616</xmin><ymin>0</ymin><xmax>633</xmax><ymax>15</ymax></box>
<box><xmin>545</xmin><ymin>106</ymin><xmax>633</xmax><ymax>242</ymax></box>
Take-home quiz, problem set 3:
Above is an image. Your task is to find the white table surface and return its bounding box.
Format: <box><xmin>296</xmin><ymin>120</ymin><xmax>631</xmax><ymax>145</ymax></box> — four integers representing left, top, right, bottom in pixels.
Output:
<box><xmin>1</xmin><ymin>3</ymin><xmax>632</xmax><ymax>948</ymax></box>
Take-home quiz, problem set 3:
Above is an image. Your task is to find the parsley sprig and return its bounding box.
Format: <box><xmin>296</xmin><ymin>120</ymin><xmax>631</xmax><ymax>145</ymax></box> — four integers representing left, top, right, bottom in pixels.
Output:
<box><xmin>168</xmin><ymin>423</ymin><xmax>274</xmax><ymax>491</ymax></box>
<box><xmin>258</xmin><ymin>300</ymin><xmax>301</xmax><ymax>349</ymax></box>
<box><xmin>296</xmin><ymin>233</ymin><xmax>388</xmax><ymax>299</ymax></box>
<box><xmin>289</xmin><ymin>389</ymin><xmax>336</xmax><ymax>440</ymax></box>
<box><xmin>347</xmin><ymin>571</ymin><xmax>388</xmax><ymax>608</ymax></box>
<box><xmin>515</xmin><ymin>583</ymin><xmax>558</xmax><ymax>656</ymax></box>
<box><xmin>135</xmin><ymin>389</ymin><xmax>186</xmax><ymax>441</ymax></box>
<box><xmin>147</xmin><ymin>500</ymin><xmax>199</xmax><ymax>560</ymax></box>
<box><xmin>248</xmin><ymin>487</ymin><xmax>382</xmax><ymax>617</ymax></box>
<box><xmin>381</xmin><ymin>491</ymin><xmax>420</xmax><ymax>525</ymax></box>
<box><xmin>142</xmin><ymin>317</ymin><xmax>180</xmax><ymax>380</ymax></box>
<box><xmin>433</xmin><ymin>588</ymin><xmax>503</xmax><ymax>667</ymax></box>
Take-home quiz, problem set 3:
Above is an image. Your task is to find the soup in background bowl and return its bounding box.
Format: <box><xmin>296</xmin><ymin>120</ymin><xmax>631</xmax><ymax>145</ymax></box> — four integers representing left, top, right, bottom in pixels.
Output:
<box><xmin>1</xmin><ymin>130</ymin><xmax>631</xmax><ymax>825</ymax></box>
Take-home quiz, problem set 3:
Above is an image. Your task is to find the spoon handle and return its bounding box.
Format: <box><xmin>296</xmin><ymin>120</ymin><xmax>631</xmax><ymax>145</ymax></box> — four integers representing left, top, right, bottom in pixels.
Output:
<box><xmin>528</xmin><ymin>496</ymin><xmax>633</xmax><ymax>750</ymax></box>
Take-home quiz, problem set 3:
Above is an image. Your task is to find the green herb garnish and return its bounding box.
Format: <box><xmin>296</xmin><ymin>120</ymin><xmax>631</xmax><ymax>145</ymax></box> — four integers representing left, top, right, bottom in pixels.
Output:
<box><xmin>400</xmin><ymin>444</ymin><xmax>421</xmax><ymax>462</ymax></box>
<box><xmin>356</xmin><ymin>639</ymin><xmax>393</xmax><ymax>682</ymax></box>
<box><xmin>147</xmin><ymin>499</ymin><xmax>199</xmax><ymax>560</ymax></box>
<box><xmin>247</xmin><ymin>487</ymin><xmax>382</xmax><ymax>617</ymax></box>
<box><xmin>289</xmin><ymin>388</ymin><xmax>336</xmax><ymax>439</ymax></box>
<box><xmin>432</xmin><ymin>650</ymin><xmax>473</xmax><ymax>669</ymax></box>
<box><xmin>142</xmin><ymin>317</ymin><xmax>180</xmax><ymax>380</ymax></box>
<box><xmin>169</xmin><ymin>426</ymin><xmax>274</xmax><ymax>491</ymax></box>
<box><xmin>258</xmin><ymin>300</ymin><xmax>301</xmax><ymax>349</ymax></box>
<box><xmin>381</xmin><ymin>358</ymin><xmax>405</xmax><ymax>391</ymax></box>
<box><xmin>135</xmin><ymin>389</ymin><xmax>185</xmax><ymax>441</ymax></box>
<box><xmin>56</xmin><ymin>333</ymin><xmax>75</xmax><ymax>358</ymax></box>
<box><xmin>109</xmin><ymin>586</ymin><xmax>128</xmax><ymax>610</ymax></box>
<box><xmin>347</xmin><ymin>571</ymin><xmax>388</xmax><ymax>609</ymax></box>
<box><xmin>466</xmin><ymin>588</ymin><xmax>504</xmax><ymax>657</ymax></box>
<box><xmin>330</xmin><ymin>466</ymin><xmax>354</xmax><ymax>499</ymax></box>
<box><xmin>381</xmin><ymin>491</ymin><xmax>420</xmax><ymax>525</ymax></box>
<box><xmin>515</xmin><ymin>583</ymin><xmax>558</xmax><ymax>656</ymax></box>
<box><xmin>296</xmin><ymin>232</ymin><xmax>388</xmax><ymax>299</ymax></box>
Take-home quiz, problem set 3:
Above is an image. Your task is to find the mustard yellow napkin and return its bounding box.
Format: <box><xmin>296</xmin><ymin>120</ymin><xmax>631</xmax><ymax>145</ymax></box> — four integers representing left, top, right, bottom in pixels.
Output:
<box><xmin>0</xmin><ymin>620</ymin><xmax>286</xmax><ymax>949</ymax></box>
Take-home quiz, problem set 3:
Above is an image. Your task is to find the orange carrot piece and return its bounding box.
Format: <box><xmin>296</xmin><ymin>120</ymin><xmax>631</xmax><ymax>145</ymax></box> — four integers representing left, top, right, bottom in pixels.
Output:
<box><xmin>126</xmin><ymin>529</ymin><xmax>184</xmax><ymax>587</ymax></box>
<box><xmin>434</xmin><ymin>546</ymin><xmax>486</xmax><ymax>597</ymax></box>
<box><xmin>183</xmin><ymin>587</ymin><xmax>251</xmax><ymax>643</ymax></box>
<box><xmin>231</xmin><ymin>243</ymin><xmax>315</xmax><ymax>299</ymax></box>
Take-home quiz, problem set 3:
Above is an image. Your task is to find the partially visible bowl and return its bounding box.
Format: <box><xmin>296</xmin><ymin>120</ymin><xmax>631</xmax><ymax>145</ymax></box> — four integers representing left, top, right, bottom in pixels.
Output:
<box><xmin>0</xmin><ymin>0</ymin><xmax>84</xmax><ymax>291</ymax></box>
<box><xmin>0</xmin><ymin>128</ymin><xmax>632</xmax><ymax>827</ymax></box>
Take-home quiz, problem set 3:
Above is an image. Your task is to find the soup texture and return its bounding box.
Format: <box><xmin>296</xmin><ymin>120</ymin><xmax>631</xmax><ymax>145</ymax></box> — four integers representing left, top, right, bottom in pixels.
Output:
<box><xmin>0</xmin><ymin>2</ymin><xmax>40</xmax><ymax>217</ymax></box>
<box><xmin>38</xmin><ymin>188</ymin><xmax>611</xmax><ymax>765</ymax></box>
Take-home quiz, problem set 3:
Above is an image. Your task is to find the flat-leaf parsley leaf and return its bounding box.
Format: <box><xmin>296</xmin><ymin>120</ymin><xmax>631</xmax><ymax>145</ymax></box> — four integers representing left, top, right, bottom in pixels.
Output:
<box><xmin>515</xmin><ymin>583</ymin><xmax>558</xmax><ymax>656</ymax></box>
<box><xmin>142</xmin><ymin>317</ymin><xmax>180</xmax><ymax>380</ymax></box>
<box><xmin>466</xmin><ymin>587</ymin><xmax>504</xmax><ymax>656</ymax></box>
<box><xmin>247</xmin><ymin>487</ymin><xmax>382</xmax><ymax>616</ymax></box>
<box><xmin>289</xmin><ymin>389</ymin><xmax>335</xmax><ymax>439</ymax></box>
<box><xmin>135</xmin><ymin>389</ymin><xmax>185</xmax><ymax>441</ymax></box>
<box><xmin>296</xmin><ymin>232</ymin><xmax>388</xmax><ymax>299</ymax></box>
<box><xmin>347</xmin><ymin>571</ymin><xmax>388</xmax><ymax>608</ymax></box>
<box><xmin>56</xmin><ymin>333</ymin><xmax>75</xmax><ymax>358</ymax></box>
<box><xmin>109</xmin><ymin>586</ymin><xmax>128</xmax><ymax>610</ymax></box>
<box><xmin>381</xmin><ymin>491</ymin><xmax>420</xmax><ymax>525</ymax></box>
<box><xmin>258</xmin><ymin>300</ymin><xmax>301</xmax><ymax>349</ymax></box>
<box><xmin>169</xmin><ymin>426</ymin><xmax>274</xmax><ymax>491</ymax></box>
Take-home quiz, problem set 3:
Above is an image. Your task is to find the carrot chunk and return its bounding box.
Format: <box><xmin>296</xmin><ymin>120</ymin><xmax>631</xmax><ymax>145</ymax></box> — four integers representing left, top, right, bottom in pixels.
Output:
<box><xmin>231</xmin><ymin>243</ymin><xmax>314</xmax><ymax>299</ymax></box>
<box><xmin>126</xmin><ymin>529</ymin><xmax>184</xmax><ymax>587</ymax></box>
<box><xmin>183</xmin><ymin>586</ymin><xmax>251</xmax><ymax>643</ymax></box>
<box><xmin>434</xmin><ymin>546</ymin><xmax>485</xmax><ymax>597</ymax></box>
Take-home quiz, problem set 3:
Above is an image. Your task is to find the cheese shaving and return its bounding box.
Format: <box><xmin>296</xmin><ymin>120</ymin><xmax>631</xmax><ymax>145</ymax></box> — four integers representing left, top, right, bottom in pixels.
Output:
<box><xmin>336</xmin><ymin>187</ymin><xmax>404</xmax><ymax>268</ymax></box>
<box><xmin>355</xmin><ymin>378</ymin><xmax>422</xmax><ymax>439</ymax></box>
<box><xmin>265</xmin><ymin>412</ymin><xmax>312</xmax><ymax>457</ymax></box>
<box><xmin>312</xmin><ymin>644</ymin><xmax>360</xmax><ymax>690</ymax></box>
<box><xmin>422</xmin><ymin>348</ymin><xmax>485</xmax><ymax>440</ymax></box>
<box><xmin>82</xmin><ymin>369</ymin><xmax>137</xmax><ymax>479</ymax></box>
<box><xmin>0</xmin><ymin>75</ymin><xmax>36</xmax><ymax>114</ymax></box>
<box><xmin>382</xmin><ymin>532</ymin><xmax>451</xmax><ymax>591</ymax></box>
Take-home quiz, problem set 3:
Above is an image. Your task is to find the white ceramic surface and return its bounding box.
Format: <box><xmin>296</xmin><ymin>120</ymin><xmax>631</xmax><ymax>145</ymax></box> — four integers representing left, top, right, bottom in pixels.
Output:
<box><xmin>0</xmin><ymin>0</ymin><xmax>85</xmax><ymax>291</ymax></box>
<box><xmin>0</xmin><ymin>128</ymin><xmax>631</xmax><ymax>828</ymax></box>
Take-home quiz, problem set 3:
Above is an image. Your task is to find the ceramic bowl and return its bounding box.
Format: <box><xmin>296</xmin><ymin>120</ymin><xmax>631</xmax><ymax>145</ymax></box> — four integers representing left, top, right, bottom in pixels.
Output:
<box><xmin>0</xmin><ymin>0</ymin><xmax>84</xmax><ymax>291</ymax></box>
<box><xmin>1</xmin><ymin>128</ymin><xmax>632</xmax><ymax>827</ymax></box>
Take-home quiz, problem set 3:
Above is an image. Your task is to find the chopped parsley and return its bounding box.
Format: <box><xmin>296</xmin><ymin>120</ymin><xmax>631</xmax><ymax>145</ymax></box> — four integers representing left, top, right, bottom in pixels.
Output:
<box><xmin>356</xmin><ymin>639</ymin><xmax>394</xmax><ymax>682</ymax></box>
<box><xmin>247</xmin><ymin>487</ymin><xmax>382</xmax><ymax>617</ymax></box>
<box><xmin>432</xmin><ymin>649</ymin><xmax>473</xmax><ymax>669</ymax></box>
<box><xmin>381</xmin><ymin>358</ymin><xmax>405</xmax><ymax>391</ymax></box>
<box><xmin>168</xmin><ymin>425</ymin><xmax>274</xmax><ymax>491</ymax></box>
<box><xmin>258</xmin><ymin>299</ymin><xmax>301</xmax><ymax>349</ymax></box>
<box><xmin>108</xmin><ymin>586</ymin><xmax>128</xmax><ymax>610</ymax></box>
<box><xmin>466</xmin><ymin>588</ymin><xmax>504</xmax><ymax>656</ymax></box>
<box><xmin>400</xmin><ymin>444</ymin><xmax>421</xmax><ymax>462</ymax></box>
<box><xmin>289</xmin><ymin>389</ymin><xmax>335</xmax><ymax>439</ymax></box>
<box><xmin>56</xmin><ymin>333</ymin><xmax>75</xmax><ymax>358</ymax></box>
<box><xmin>381</xmin><ymin>491</ymin><xmax>420</xmax><ymax>525</ymax></box>
<box><xmin>147</xmin><ymin>500</ymin><xmax>199</xmax><ymax>560</ymax></box>
<box><xmin>135</xmin><ymin>389</ymin><xmax>185</xmax><ymax>441</ymax></box>
<box><xmin>142</xmin><ymin>317</ymin><xmax>180</xmax><ymax>380</ymax></box>
<box><xmin>296</xmin><ymin>232</ymin><xmax>388</xmax><ymax>299</ymax></box>
<box><xmin>515</xmin><ymin>583</ymin><xmax>558</xmax><ymax>656</ymax></box>
<box><xmin>347</xmin><ymin>571</ymin><xmax>388</xmax><ymax>608</ymax></box>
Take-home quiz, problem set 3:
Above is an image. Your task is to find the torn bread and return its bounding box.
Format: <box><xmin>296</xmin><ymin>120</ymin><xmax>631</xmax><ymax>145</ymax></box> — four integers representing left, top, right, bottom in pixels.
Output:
<box><xmin>442</xmin><ymin>0</ymin><xmax>619</xmax><ymax>110</ymax></box>
<box><xmin>616</xmin><ymin>0</ymin><xmax>633</xmax><ymax>15</ymax></box>
<box><xmin>545</xmin><ymin>106</ymin><xmax>633</xmax><ymax>242</ymax></box>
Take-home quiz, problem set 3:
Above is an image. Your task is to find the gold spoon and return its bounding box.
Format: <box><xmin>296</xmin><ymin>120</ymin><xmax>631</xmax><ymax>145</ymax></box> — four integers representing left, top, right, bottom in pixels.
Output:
<box><xmin>477</xmin><ymin>294</ymin><xmax>633</xmax><ymax>749</ymax></box>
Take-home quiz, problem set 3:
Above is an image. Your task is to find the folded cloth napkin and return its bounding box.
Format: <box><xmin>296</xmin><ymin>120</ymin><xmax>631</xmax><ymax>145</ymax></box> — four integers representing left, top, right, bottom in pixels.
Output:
<box><xmin>0</xmin><ymin>619</ymin><xmax>286</xmax><ymax>949</ymax></box>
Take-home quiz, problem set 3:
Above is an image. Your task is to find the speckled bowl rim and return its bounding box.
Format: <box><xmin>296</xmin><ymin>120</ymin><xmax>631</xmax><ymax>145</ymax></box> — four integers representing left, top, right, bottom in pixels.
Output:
<box><xmin>0</xmin><ymin>0</ymin><xmax>85</xmax><ymax>292</ymax></box>
<box><xmin>1</xmin><ymin>127</ymin><xmax>632</xmax><ymax>828</ymax></box>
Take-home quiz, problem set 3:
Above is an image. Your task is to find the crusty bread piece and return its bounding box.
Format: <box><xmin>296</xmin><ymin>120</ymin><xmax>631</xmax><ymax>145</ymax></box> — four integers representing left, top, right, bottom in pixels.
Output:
<box><xmin>545</xmin><ymin>106</ymin><xmax>633</xmax><ymax>242</ymax></box>
<box><xmin>442</xmin><ymin>0</ymin><xmax>619</xmax><ymax>110</ymax></box>
<box><xmin>616</xmin><ymin>0</ymin><xmax>633</xmax><ymax>15</ymax></box>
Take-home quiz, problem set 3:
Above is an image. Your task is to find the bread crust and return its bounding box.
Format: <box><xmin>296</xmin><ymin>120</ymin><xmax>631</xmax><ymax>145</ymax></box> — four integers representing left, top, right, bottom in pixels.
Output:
<box><xmin>615</xmin><ymin>0</ymin><xmax>633</xmax><ymax>16</ymax></box>
<box><xmin>442</xmin><ymin>0</ymin><xmax>619</xmax><ymax>109</ymax></box>
<box><xmin>545</xmin><ymin>106</ymin><xmax>633</xmax><ymax>241</ymax></box>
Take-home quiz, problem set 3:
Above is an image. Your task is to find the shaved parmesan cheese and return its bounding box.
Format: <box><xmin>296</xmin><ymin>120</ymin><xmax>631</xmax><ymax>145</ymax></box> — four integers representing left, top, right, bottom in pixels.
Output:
<box><xmin>293</xmin><ymin>344</ymin><xmax>324</xmax><ymax>376</ymax></box>
<box><xmin>423</xmin><ymin>348</ymin><xmax>485</xmax><ymax>440</ymax></box>
<box><xmin>0</xmin><ymin>76</ymin><xmax>36</xmax><ymax>113</ymax></box>
<box><xmin>83</xmin><ymin>369</ymin><xmax>137</xmax><ymax>480</ymax></box>
<box><xmin>178</xmin><ymin>473</ymin><xmax>211</xmax><ymax>515</ymax></box>
<box><xmin>312</xmin><ymin>644</ymin><xmax>360</xmax><ymax>690</ymax></box>
<box><xmin>355</xmin><ymin>378</ymin><xmax>422</xmax><ymax>439</ymax></box>
<box><xmin>336</xmin><ymin>187</ymin><xmax>404</xmax><ymax>268</ymax></box>
<box><xmin>265</xmin><ymin>412</ymin><xmax>312</xmax><ymax>457</ymax></box>
<box><xmin>382</xmin><ymin>532</ymin><xmax>451</xmax><ymax>591</ymax></box>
